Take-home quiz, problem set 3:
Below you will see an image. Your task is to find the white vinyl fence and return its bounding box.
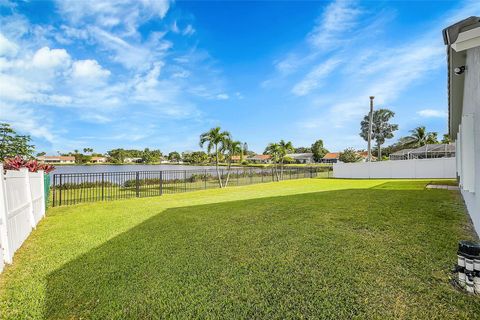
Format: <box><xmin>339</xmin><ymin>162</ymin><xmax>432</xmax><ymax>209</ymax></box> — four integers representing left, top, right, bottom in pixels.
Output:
<box><xmin>0</xmin><ymin>165</ymin><xmax>46</xmax><ymax>273</ymax></box>
<box><xmin>333</xmin><ymin>157</ymin><xmax>456</xmax><ymax>179</ymax></box>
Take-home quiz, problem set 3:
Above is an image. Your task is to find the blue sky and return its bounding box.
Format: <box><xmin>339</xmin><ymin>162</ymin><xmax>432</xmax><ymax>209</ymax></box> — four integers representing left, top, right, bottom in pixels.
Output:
<box><xmin>1</xmin><ymin>0</ymin><xmax>479</xmax><ymax>154</ymax></box>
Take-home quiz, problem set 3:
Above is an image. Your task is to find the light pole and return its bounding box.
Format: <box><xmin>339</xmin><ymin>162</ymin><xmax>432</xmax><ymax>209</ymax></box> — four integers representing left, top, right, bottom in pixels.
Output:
<box><xmin>367</xmin><ymin>96</ymin><xmax>374</xmax><ymax>162</ymax></box>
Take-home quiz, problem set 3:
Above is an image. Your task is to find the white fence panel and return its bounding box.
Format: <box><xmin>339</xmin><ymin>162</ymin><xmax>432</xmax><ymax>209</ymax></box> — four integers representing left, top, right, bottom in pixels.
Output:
<box><xmin>0</xmin><ymin>228</ymin><xmax>4</xmax><ymax>272</ymax></box>
<box><xmin>2</xmin><ymin>168</ymin><xmax>33</xmax><ymax>263</ymax></box>
<box><xmin>29</xmin><ymin>171</ymin><xmax>45</xmax><ymax>225</ymax></box>
<box><xmin>390</xmin><ymin>160</ymin><xmax>415</xmax><ymax>178</ymax></box>
<box><xmin>369</xmin><ymin>161</ymin><xmax>391</xmax><ymax>178</ymax></box>
<box><xmin>0</xmin><ymin>165</ymin><xmax>46</xmax><ymax>270</ymax></box>
<box><xmin>333</xmin><ymin>158</ymin><xmax>456</xmax><ymax>179</ymax></box>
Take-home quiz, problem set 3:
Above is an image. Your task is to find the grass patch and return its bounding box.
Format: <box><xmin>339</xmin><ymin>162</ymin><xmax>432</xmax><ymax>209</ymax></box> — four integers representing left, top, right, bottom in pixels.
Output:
<box><xmin>0</xmin><ymin>179</ymin><xmax>478</xmax><ymax>319</ymax></box>
<box><xmin>428</xmin><ymin>179</ymin><xmax>459</xmax><ymax>186</ymax></box>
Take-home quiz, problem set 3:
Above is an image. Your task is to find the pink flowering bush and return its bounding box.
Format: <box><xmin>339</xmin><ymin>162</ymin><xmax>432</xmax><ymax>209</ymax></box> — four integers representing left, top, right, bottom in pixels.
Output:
<box><xmin>3</xmin><ymin>156</ymin><xmax>55</xmax><ymax>173</ymax></box>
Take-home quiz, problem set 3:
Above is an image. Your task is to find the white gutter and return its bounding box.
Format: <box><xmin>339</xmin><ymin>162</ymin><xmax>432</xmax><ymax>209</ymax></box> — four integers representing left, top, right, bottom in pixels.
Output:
<box><xmin>452</xmin><ymin>27</ymin><xmax>480</xmax><ymax>52</ymax></box>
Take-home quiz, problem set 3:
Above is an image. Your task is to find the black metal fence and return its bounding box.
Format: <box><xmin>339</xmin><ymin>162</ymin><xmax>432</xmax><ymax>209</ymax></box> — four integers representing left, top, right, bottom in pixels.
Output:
<box><xmin>51</xmin><ymin>166</ymin><xmax>332</xmax><ymax>206</ymax></box>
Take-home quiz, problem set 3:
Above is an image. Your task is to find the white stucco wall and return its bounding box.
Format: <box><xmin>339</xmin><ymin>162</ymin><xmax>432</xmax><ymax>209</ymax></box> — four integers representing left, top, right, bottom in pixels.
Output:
<box><xmin>458</xmin><ymin>46</ymin><xmax>480</xmax><ymax>234</ymax></box>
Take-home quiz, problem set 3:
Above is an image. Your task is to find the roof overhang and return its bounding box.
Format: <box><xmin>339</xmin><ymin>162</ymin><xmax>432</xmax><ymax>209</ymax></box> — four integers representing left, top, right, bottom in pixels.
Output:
<box><xmin>443</xmin><ymin>16</ymin><xmax>480</xmax><ymax>140</ymax></box>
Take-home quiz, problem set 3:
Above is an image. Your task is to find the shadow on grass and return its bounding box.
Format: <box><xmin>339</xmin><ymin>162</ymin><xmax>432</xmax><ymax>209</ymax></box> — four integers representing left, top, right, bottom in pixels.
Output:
<box><xmin>44</xmin><ymin>186</ymin><xmax>478</xmax><ymax>319</ymax></box>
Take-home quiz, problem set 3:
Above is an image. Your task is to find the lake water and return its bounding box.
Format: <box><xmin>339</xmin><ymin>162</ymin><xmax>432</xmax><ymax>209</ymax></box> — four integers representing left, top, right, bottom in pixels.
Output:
<box><xmin>51</xmin><ymin>164</ymin><xmax>220</xmax><ymax>175</ymax></box>
<box><xmin>48</xmin><ymin>164</ymin><xmax>258</xmax><ymax>184</ymax></box>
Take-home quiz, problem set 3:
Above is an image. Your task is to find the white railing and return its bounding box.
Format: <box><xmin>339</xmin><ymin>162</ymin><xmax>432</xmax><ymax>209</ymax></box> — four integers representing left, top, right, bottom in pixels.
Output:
<box><xmin>0</xmin><ymin>165</ymin><xmax>46</xmax><ymax>273</ymax></box>
<box><xmin>333</xmin><ymin>157</ymin><xmax>456</xmax><ymax>179</ymax></box>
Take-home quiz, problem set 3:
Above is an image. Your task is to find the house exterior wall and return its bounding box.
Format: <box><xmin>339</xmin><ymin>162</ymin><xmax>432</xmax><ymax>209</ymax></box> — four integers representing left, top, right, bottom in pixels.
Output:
<box><xmin>457</xmin><ymin>46</ymin><xmax>480</xmax><ymax>233</ymax></box>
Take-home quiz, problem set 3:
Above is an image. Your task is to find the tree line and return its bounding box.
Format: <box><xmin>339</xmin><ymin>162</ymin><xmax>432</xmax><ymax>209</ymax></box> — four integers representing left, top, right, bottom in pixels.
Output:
<box><xmin>340</xmin><ymin>108</ymin><xmax>451</xmax><ymax>162</ymax></box>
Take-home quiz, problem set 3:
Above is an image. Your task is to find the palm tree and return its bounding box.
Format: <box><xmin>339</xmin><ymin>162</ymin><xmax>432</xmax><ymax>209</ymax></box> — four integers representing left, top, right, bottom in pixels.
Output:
<box><xmin>83</xmin><ymin>148</ymin><xmax>93</xmax><ymax>154</ymax></box>
<box><xmin>441</xmin><ymin>134</ymin><xmax>451</xmax><ymax>144</ymax></box>
<box><xmin>360</xmin><ymin>109</ymin><xmax>398</xmax><ymax>159</ymax></box>
<box><xmin>278</xmin><ymin>140</ymin><xmax>294</xmax><ymax>179</ymax></box>
<box><xmin>199</xmin><ymin>127</ymin><xmax>231</xmax><ymax>187</ymax></box>
<box><xmin>404</xmin><ymin>126</ymin><xmax>438</xmax><ymax>147</ymax></box>
<box><xmin>265</xmin><ymin>143</ymin><xmax>282</xmax><ymax>181</ymax></box>
<box><xmin>221</xmin><ymin>139</ymin><xmax>242</xmax><ymax>187</ymax></box>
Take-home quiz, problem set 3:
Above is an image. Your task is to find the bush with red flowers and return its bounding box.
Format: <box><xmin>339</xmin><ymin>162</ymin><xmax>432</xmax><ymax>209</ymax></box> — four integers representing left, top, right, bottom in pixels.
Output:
<box><xmin>3</xmin><ymin>156</ymin><xmax>55</xmax><ymax>173</ymax></box>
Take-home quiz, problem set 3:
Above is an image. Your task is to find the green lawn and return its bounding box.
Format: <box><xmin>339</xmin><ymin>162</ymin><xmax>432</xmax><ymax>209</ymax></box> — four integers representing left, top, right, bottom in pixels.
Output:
<box><xmin>1</xmin><ymin>178</ymin><xmax>478</xmax><ymax>319</ymax></box>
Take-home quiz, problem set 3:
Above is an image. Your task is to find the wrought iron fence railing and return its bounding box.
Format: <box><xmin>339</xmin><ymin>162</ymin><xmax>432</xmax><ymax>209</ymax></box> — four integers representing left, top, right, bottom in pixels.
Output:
<box><xmin>51</xmin><ymin>166</ymin><xmax>332</xmax><ymax>206</ymax></box>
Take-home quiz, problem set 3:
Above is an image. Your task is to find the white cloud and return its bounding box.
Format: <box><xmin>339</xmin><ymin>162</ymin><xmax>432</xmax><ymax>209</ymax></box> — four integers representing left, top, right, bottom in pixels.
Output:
<box><xmin>291</xmin><ymin>58</ymin><xmax>341</xmax><ymax>96</ymax></box>
<box><xmin>0</xmin><ymin>33</ymin><xmax>18</xmax><ymax>56</ymax></box>
<box><xmin>183</xmin><ymin>25</ymin><xmax>195</xmax><ymax>36</ymax></box>
<box><xmin>72</xmin><ymin>59</ymin><xmax>110</xmax><ymax>80</ymax></box>
<box><xmin>32</xmin><ymin>46</ymin><xmax>71</xmax><ymax>69</ymax></box>
<box><xmin>171</xmin><ymin>21</ymin><xmax>180</xmax><ymax>33</ymax></box>
<box><xmin>417</xmin><ymin>109</ymin><xmax>447</xmax><ymax>118</ymax></box>
<box><xmin>56</xmin><ymin>0</ymin><xmax>171</xmax><ymax>35</ymax></box>
<box><xmin>308</xmin><ymin>0</ymin><xmax>363</xmax><ymax>49</ymax></box>
<box><xmin>216</xmin><ymin>93</ymin><xmax>229</xmax><ymax>100</ymax></box>
<box><xmin>0</xmin><ymin>101</ymin><xmax>56</xmax><ymax>143</ymax></box>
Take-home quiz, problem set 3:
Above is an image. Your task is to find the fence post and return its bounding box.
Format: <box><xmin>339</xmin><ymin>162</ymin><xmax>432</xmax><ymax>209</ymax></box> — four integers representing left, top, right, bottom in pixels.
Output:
<box><xmin>59</xmin><ymin>174</ymin><xmax>62</xmax><ymax>206</ymax></box>
<box><xmin>204</xmin><ymin>170</ymin><xmax>207</xmax><ymax>189</ymax></box>
<box><xmin>135</xmin><ymin>172</ymin><xmax>140</xmax><ymax>197</ymax></box>
<box><xmin>310</xmin><ymin>167</ymin><xmax>313</xmax><ymax>178</ymax></box>
<box><xmin>43</xmin><ymin>173</ymin><xmax>50</xmax><ymax>209</ymax></box>
<box><xmin>250</xmin><ymin>168</ymin><xmax>253</xmax><ymax>184</ymax></box>
<box><xmin>184</xmin><ymin>170</ymin><xmax>187</xmax><ymax>192</ymax></box>
<box><xmin>52</xmin><ymin>174</ymin><xmax>56</xmax><ymax>207</ymax></box>
<box><xmin>272</xmin><ymin>167</ymin><xmax>274</xmax><ymax>182</ymax></box>
<box><xmin>39</xmin><ymin>170</ymin><xmax>46</xmax><ymax>217</ymax></box>
<box><xmin>21</xmin><ymin>168</ymin><xmax>36</xmax><ymax>228</ymax></box>
<box><xmin>0</xmin><ymin>164</ymin><xmax>12</xmax><ymax>264</ymax></box>
<box><xmin>160</xmin><ymin>171</ymin><xmax>163</xmax><ymax>195</ymax></box>
<box><xmin>101</xmin><ymin>173</ymin><xmax>105</xmax><ymax>201</ymax></box>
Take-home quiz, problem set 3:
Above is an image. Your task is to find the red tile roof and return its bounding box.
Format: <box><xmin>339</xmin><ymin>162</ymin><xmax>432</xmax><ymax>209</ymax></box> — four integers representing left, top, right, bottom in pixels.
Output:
<box><xmin>322</xmin><ymin>152</ymin><xmax>340</xmax><ymax>159</ymax></box>
<box><xmin>37</xmin><ymin>156</ymin><xmax>75</xmax><ymax>161</ymax></box>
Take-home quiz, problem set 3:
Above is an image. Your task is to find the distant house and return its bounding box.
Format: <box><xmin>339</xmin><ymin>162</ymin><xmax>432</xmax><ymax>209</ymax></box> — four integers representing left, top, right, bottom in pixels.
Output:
<box><xmin>356</xmin><ymin>151</ymin><xmax>375</xmax><ymax>162</ymax></box>
<box><xmin>321</xmin><ymin>151</ymin><xmax>373</xmax><ymax>163</ymax></box>
<box><xmin>90</xmin><ymin>156</ymin><xmax>107</xmax><ymax>163</ymax></box>
<box><xmin>231</xmin><ymin>155</ymin><xmax>242</xmax><ymax>163</ymax></box>
<box><xmin>247</xmin><ymin>154</ymin><xmax>272</xmax><ymax>164</ymax></box>
<box><xmin>124</xmin><ymin>157</ymin><xmax>142</xmax><ymax>163</ymax></box>
<box><xmin>37</xmin><ymin>156</ymin><xmax>75</xmax><ymax>164</ymax></box>
<box><xmin>321</xmin><ymin>152</ymin><xmax>340</xmax><ymax>164</ymax></box>
<box><xmin>286</xmin><ymin>153</ymin><xmax>315</xmax><ymax>164</ymax></box>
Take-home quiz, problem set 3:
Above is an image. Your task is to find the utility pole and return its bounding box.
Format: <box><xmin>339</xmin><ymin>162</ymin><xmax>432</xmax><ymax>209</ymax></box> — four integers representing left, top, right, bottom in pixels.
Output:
<box><xmin>367</xmin><ymin>96</ymin><xmax>374</xmax><ymax>162</ymax></box>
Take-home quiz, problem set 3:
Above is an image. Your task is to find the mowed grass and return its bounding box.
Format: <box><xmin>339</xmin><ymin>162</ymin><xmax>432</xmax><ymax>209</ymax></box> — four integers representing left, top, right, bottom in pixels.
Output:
<box><xmin>0</xmin><ymin>178</ymin><xmax>478</xmax><ymax>319</ymax></box>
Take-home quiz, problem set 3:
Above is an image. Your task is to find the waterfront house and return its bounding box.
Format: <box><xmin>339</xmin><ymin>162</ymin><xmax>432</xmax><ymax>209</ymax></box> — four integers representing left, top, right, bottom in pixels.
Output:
<box><xmin>90</xmin><ymin>156</ymin><xmax>107</xmax><ymax>163</ymax></box>
<box><xmin>37</xmin><ymin>156</ymin><xmax>75</xmax><ymax>164</ymax></box>
<box><xmin>247</xmin><ymin>154</ymin><xmax>272</xmax><ymax>164</ymax></box>
<box><xmin>286</xmin><ymin>153</ymin><xmax>315</xmax><ymax>164</ymax></box>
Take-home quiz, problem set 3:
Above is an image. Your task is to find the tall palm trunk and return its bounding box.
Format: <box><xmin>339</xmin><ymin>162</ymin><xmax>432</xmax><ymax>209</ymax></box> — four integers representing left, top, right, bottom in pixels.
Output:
<box><xmin>377</xmin><ymin>143</ymin><xmax>382</xmax><ymax>160</ymax></box>
<box><xmin>224</xmin><ymin>158</ymin><xmax>232</xmax><ymax>187</ymax></box>
<box><xmin>275</xmin><ymin>161</ymin><xmax>280</xmax><ymax>181</ymax></box>
<box><xmin>280</xmin><ymin>159</ymin><xmax>284</xmax><ymax>180</ymax></box>
<box><xmin>215</xmin><ymin>145</ymin><xmax>223</xmax><ymax>188</ymax></box>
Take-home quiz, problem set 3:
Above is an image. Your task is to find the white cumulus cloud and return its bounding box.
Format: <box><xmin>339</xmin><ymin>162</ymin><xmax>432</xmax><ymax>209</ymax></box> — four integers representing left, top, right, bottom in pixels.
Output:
<box><xmin>291</xmin><ymin>58</ymin><xmax>341</xmax><ymax>96</ymax></box>
<box><xmin>72</xmin><ymin>59</ymin><xmax>110</xmax><ymax>80</ymax></box>
<box><xmin>0</xmin><ymin>33</ymin><xmax>18</xmax><ymax>56</ymax></box>
<box><xmin>32</xmin><ymin>46</ymin><xmax>71</xmax><ymax>69</ymax></box>
<box><xmin>417</xmin><ymin>109</ymin><xmax>447</xmax><ymax>118</ymax></box>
